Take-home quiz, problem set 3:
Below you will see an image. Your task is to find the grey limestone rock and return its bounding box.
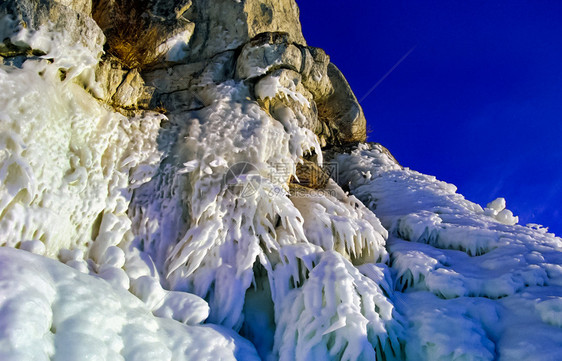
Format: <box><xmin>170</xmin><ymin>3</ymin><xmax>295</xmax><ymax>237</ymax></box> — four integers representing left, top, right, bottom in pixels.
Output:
<box><xmin>142</xmin><ymin>50</ymin><xmax>236</xmax><ymax>112</ymax></box>
<box><xmin>143</xmin><ymin>62</ymin><xmax>206</xmax><ymax>94</ymax></box>
<box><xmin>53</xmin><ymin>0</ymin><xmax>92</xmax><ymax>14</ymax></box>
<box><xmin>94</xmin><ymin>58</ymin><xmax>128</xmax><ymax>101</ymax></box>
<box><xmin>142</xmin><ymin>61</ymin><xmax>206</xmax><ymax>112</ymax></box>
<box><xmin>235</xmin><ymin>32</ymin><xmax>302</xmax><ymax>80</ymax></box>
<box><xmin>244</xmin><ymin>0</ymin><xmax>305</xmax><ymax>46</ymax></box>
<box><xmin>112</xmin><ymin>69</ymin><xmax>155</xmax><ymax>109</ymax></box>
<box><xmin>0</xmin><ymin>0</ymin><xmax>105</xmax><ymax>56</ymax></box>
<box><xmin>94</xmin><ymin>60</ymin><xmax>155</xmax><ymax>109</ymax></box>
<box><xmin>233</xmin><ymin>27</ymin><xmax>365</xmax><ymax>144</ymax></box>
<box><xmin>183</xmin><ymin>0</ymin><xmax>305</xmax><ymax>62</ymax></box>
<box><xmin>300</xmin><ymin>47</ymin><xmax>333</xmax><ymax>100</ymax></box>
<box><xmin>316</xmin><ymin>63</ymin><xmax>367</xmax><ymax>143</ymax></box>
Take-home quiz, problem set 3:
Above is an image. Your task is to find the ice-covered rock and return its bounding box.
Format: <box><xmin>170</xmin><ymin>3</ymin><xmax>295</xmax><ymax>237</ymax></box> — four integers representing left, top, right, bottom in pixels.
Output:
<box><xmin>1</xmin><ymin>1</ymin><xmax>562</xmax><ymax>360</ymax></box>
<box><xmin>0</xmin><ymin>27</ymin><xmax>162</xmax><ymax>257</ymax></box>
<box><xmin>235</xmin><ymin>33</ymin><xmax>303</xmax><ymax>80</ymax></box>
<box><xmin>0</xmin><ymin>0</ymin><xmax>104</xmax><ymax>56</ymax></box>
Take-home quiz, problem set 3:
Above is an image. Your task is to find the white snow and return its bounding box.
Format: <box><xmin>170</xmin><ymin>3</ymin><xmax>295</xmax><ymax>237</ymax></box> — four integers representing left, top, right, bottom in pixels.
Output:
<box><xmin>255</xmin><ymin>73</ymin><xmax>311</xmax><ymax>108</ymax></box>
<box><xmin>1</xmin><ymin>17</ymin><xmax>562</xmax><ymax>361</ymax></box>
<box><xmin>0</xmin><ymin>247</ymin><xmax>260</xmax><ymax>361</ymax></box>
<box><xmin>333</xmin><ymin>143</ymin><xmax>562</xmax><ymax>360</ymax></box>
<box><xmin>291</xmin><ymin>180</ymin><xmax>387</xmax><ymax>263</ymax></box>
<box><xmin>161</xmin><ymin>30</ymin><xmax>194</xmax><ymax>63</ymax></box>
<box><xmin>274</xmin><ymin>251</ymin><xmax>403</xmax><ymax>361</ymax></box>
<box><xmin>0</xmin><ymin>26</ymin><xmax>162</xmax><ymax>260</ymax></box>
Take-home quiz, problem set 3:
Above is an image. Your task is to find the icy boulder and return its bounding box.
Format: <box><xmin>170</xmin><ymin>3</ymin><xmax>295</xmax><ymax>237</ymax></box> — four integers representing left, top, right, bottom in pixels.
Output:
<box><xmin>0</xmin><ymin>0</ymin><xmax>105</xmax><ymax>56</ymax></box>
<box><xmin>485</xmin><ymin>197</ymin><xmax>519</xmax><ymax>225</ymax></box>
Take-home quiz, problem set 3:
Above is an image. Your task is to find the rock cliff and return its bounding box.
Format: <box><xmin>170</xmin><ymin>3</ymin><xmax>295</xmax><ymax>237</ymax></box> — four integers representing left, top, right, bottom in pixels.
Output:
<box><xmin>1</xmin><ymin>1</ymin><xmax>562</xmax><ymax>361</ymax></box>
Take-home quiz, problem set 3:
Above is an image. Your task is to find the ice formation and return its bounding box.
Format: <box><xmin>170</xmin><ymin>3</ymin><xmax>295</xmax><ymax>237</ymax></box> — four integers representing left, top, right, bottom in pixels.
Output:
<box><xmin>0</xmin><ymin>247</ymin><xmax>259</xmax><ymax>361</ymax></box>
<box><xmin>332</xmin><ymin>143</ymin><xmax>562</xmax><ymax>360</ymax></box>
<box><xmin>1</xmin><ymin>1</ymin><xmax>562</xmax><ymax>360</ymax></box>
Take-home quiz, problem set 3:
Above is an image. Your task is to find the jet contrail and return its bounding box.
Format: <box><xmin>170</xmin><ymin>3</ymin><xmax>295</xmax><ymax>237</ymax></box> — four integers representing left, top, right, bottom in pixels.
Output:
<box><xmin>359</xmin><ymin>45</ymin><xmax>417</xmax><ymax>103</ymax></box>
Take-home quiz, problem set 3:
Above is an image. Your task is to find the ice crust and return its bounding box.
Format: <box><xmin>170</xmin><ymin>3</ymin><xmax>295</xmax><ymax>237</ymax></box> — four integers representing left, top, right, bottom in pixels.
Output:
<box><xmin>333</xmin><ymin>143</ymin><xmax>562</xmax><ymax>360</ymax></box>
<box><xmin>0</xmin><ymin>28</ymin><xmax>161</xmax><ymax>259</ymax></box>
<box><xmin>0</xmin><ymin>247</ymin><xmax>260</xmax><ymax>361</ymax></box>
<box><xmin>1</xmin><ymin>21</ymin><xmax>562</xmax><ymax>361</ymax></box>
<box><xmin>128</xmin><ymin>71</ymin><xmax>396</xmax><ymax>360</ymax></box>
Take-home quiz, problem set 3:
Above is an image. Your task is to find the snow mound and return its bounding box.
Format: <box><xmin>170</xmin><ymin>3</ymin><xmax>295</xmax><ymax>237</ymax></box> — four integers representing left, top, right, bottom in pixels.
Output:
<box><xmin>0</xmin><ymin>247</ymin><xmax>259</xmax><ymax>361</ymax></box>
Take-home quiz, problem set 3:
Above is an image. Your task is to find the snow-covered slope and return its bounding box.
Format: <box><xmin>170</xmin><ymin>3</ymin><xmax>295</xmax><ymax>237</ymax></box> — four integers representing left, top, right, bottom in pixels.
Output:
<box><xmin>333</xmin><ymin>143</ymin><xmax>562</xmax><ymax>360</ymax></box>
<box><xmin>1</xmin><ymin>1</ymin><xmax>561</xmax><ymax>360</ymax></box>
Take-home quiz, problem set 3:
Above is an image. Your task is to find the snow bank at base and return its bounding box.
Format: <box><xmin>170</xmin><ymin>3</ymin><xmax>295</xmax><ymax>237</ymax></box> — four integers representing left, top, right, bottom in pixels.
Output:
<box><xmin>0</xmin><ymin>247</ymin><xmax>260</xmax><ymax>361</ymax></box>
<box><xmin>333</xmin><ymin>143</ymin><xmax>562</xmax><ymax>360</ymax></box>
<box><xmin>274</xmin><ymin>251</ymin><xmax>403</xmax><ymax>361</ymax></box>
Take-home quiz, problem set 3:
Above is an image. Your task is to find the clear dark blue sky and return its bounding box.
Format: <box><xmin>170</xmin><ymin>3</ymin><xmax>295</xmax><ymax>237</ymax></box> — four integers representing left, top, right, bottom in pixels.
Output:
<box><xmin>298</xmin><ymin>0</ymin><xmax>562</xmax><ymax>235</ymax></box>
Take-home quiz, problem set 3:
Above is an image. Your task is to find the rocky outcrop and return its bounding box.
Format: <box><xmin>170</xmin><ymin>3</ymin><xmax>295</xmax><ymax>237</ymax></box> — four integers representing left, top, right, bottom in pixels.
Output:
<box><xmin>233</xmin><ymin>30</ymin><xmax>366</xmax><ymax>144</ymax></box>
<box><xmin>0</xmin><ymin>0</ymin><xmax>105</xmax><ymax>56</ymax></box>
<box><xmin>105</xmin><ymin>0</ymin><xmax>367</xmax><ymax>144</ymax></box>
<box><xmin>111</xmin><ymin>69</ymin><xmax>155</xmax><ymax>109</ymax></box>
<box><xmin>1</xmin><ymin>0</ymin><xmax>367</xmax><ymax>142</ymax></box>
<box><xmin>183</xmin><ymin>0</ymin><xmax>305</xmax><ymax>62</ymax></box>
<box><xmin>235</xmin><ymin>32</ymin><xmax>302</xmax><ymax>79</ymax></box>
<box><xmin>317</xmin><ymin>63</ymin><xmax>367</xmax><ymax>143</ymax></box>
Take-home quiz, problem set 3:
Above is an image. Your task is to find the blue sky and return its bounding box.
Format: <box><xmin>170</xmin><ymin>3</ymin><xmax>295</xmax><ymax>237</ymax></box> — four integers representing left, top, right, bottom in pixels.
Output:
<box><xmin>297</xmin><ymin>1</ymin><xmax>562</xmax><ymax>235</ymax></box>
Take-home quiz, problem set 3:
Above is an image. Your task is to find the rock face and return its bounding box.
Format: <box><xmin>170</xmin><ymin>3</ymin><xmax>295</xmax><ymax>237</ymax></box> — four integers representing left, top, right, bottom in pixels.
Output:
<box><xmin>318</xmin><ymin>63</ymin><xmax>367</xmax><ymax>143</ymax></box>
<box><xmin>183</xmin><ymin>0</ymin><xmax>305</xmax><ymax>62</ymax></box>
<box><xmin>232</xmin><ymin>30</ymin><xmax>366</xmax><ymax>144</ymax></box>
<box><xmin>1</xmin><ymin>0</ymin><xmax>365</xmax><ymax>140</ymax></box>
<box><xmin>143</xmin><ymin>27</ymin><xmax>365</xmax><ymax>145</ymax></box>
<box><xmin>0</xmin><ymin>0</ymin><xmax>105</xmax><ymax>55</ymax></box>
